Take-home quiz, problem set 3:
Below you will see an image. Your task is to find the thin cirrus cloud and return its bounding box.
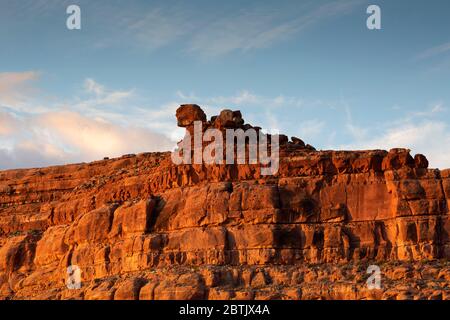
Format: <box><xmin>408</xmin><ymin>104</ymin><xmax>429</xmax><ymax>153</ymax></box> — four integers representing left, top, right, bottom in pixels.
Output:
<box><xmin>175</xmin><ymin>90</ymin><xmax>304</xmax><ymax>109</ymax></box>
<box><xmin>414</xmin><ymin>41</ymin><xmax>450</xmax><ymax>61</ymax></box>
<box><xmin>114</xmin><ymin>0</ymin><xmax>364</xmax><ymax>57</ymax></box>
<box><xmin>188</xmin><ymin>0</ymin><xmax>364</xmax><ymax>57</ymax></box>
<box><xmin>126</xmin><ymin>7</ymin><xmax>194</xmax><ymax>51</ymax></box>
<box><xmin>2</xmin><ymin>0</ymin><xmax>364</xmax><ymax>57</ymax></box>
<box><xmin>73</xmin><ymin>78</ymin><xmax>134</xmax><ymax>110</ymax></box>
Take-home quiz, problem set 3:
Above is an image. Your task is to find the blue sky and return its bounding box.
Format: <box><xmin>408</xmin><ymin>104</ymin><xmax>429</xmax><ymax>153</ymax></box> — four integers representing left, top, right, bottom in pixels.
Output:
<box><xmin>1</xmin><ymin>0</ymin><xmax>450</xmax><ymax>169</ymax></box>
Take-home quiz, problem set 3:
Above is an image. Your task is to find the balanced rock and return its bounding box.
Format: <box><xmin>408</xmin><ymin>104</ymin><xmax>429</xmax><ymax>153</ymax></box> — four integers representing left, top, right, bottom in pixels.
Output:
<box><xmin>176</xmin><ymin>104</ymin><xmax>206</xmax><ymax>127</ymax></box>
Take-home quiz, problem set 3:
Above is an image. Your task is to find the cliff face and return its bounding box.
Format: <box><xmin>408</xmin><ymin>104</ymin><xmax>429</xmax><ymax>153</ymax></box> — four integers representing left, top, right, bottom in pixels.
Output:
<box><xmin>0</xmin><ymin>105</ymin><xmax>449</xmax><ymax>300</ymax></box>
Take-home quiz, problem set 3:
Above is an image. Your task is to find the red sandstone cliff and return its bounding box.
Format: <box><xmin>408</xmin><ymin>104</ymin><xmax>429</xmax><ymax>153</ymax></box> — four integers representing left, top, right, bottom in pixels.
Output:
<box><xmin>0</xmin><ymin>105</ymin><xmax>449</xmax><ymax>300</ymax></box>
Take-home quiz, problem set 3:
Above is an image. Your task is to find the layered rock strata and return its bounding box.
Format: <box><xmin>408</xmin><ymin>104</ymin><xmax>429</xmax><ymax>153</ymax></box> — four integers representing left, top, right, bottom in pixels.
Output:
<box><xmin>0</xmin><ymin>104</ymin><xmax>448</xmax><ymax>300</ymax></box>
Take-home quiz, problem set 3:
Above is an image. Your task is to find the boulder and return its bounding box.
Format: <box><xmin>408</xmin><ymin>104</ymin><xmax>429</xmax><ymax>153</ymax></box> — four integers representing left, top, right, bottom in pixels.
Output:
<box><xmin>291</xmin><ymin>136</ymin><xmax>305</xmax><ymax>147</ymax></box>
<box><xmin>215</xmin><ymin>109</ymin><xmax>244</xmax><ymax>128</ymax></box>
<box><xmin>176</xmin><ymin>104</ymin><xmax>206</xmax><ymax>127</ymax></box>
<box><xmin>109</xmin><ymin>199</ymin><xmax>155</xmax><ymax>238</ymax></box>
<box><xmin>414</xmin><ymin>154</ymin><xmax>429</xmax><ymax>168</ymax></box>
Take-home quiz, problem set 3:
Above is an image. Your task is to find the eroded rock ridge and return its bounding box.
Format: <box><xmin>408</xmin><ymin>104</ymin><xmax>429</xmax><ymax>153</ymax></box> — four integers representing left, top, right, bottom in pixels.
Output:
<box><xmin>0</xmin><ymin>105</ymin><xmax>448</xmax><ymax>300</ymax></box>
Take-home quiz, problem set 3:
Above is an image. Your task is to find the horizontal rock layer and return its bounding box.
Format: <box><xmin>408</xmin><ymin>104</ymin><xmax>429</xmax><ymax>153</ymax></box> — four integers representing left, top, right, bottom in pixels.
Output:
<box><xmin>0</xmin><ymin>106</ymin><xmax>449</xmax><ymax>300</ymax></box>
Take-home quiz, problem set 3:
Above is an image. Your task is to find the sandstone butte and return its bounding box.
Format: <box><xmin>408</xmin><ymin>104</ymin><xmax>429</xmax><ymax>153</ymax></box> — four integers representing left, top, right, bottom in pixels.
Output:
<box><xmin>0</xmin><ymin>104</ymin><xmax>449</xmax><ymax>300</ymax></box>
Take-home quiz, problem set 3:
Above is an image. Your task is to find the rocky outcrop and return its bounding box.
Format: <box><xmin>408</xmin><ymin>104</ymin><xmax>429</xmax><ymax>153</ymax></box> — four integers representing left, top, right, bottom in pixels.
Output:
<box><xmin>0</xmin><ymin>105</ymin><xmax>448</xmax><ymax>300</ymax></box>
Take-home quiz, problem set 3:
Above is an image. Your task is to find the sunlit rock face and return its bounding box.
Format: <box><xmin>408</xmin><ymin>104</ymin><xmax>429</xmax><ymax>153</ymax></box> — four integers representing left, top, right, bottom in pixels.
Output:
<box><xmin>0</xmin><ymin>105</ymin><xmax>448</xmax><ymax>300</ymax></box>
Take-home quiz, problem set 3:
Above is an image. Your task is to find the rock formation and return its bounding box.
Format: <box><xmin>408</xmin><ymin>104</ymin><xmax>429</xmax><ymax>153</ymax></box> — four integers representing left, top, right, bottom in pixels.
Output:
<box><xmin>0</xmin><ymin>105</ymin><xmax>448</xmax><ymax>300</ymax></box>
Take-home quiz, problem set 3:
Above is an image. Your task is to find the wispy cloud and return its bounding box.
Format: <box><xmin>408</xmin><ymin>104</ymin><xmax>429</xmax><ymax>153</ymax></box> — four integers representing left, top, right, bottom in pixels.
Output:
<box><xmin>0</xmin><ymin>111</ymin><xmax>19</xmax><ymax>136</ymax></box>
<box><xmin>176</xmin><ymin>90</ymin><xmax>304</xmax><ymax>109</ymax></box>
<box><xmin>0</xmin><ymin>110</ymin><xmax>174</xmax><ymax>169</ymax></box>
<box><xmin>296</xmin><ymin>119</ymin><xmax>326</xmax><ymax>141</ymax></box>
<box><xmin>0</xmin><ymin>75</ymin><xmax>174</xmax><ymax>169</ymax></box>
<box><xmin>341</xmin><ymin>120</ymin><xmax>450</xmax><ymax>169</ymax></box>
<box><xmin>410</xmin><ymin>102</ymin><xmax>446</xmax><ymax>118</ymax></box>
<box><xmin>2</xmin><ymin>71</ymin><xmax>450</xmax><ymax>170</ymax></box>
<box><xmin>127</xmin><ymin>7</ymin><xmax>195</xmax><ymax>51</ymax></box>
<box><xmin>3</xmin><ymin>0</ymin><xmax>363</xmax><ymax>58</ymax></box>
<box><xmin>415</xmin><ymin>41</ymin><xmax>450</xmax><ymax>61</ymax></box>
<box><xmin>0</xmin><ymin>0</ymin><xmax>73</xmax><ymax>19</ymax></box>
<box><xmin>101</xmin><ymin>0</ymin><xmax>364</xmax><ymax>57</ymax></box>
<box><xmin>72</xmin><ymin>78</ymin><xmax>134</xmax><ymax>110</ymax></box>
<box><xmin>0</xmin><ymin>71</ymin><xmax>40</xmax><ymax>107</ymax></box>
<box><xmin>339</xmin><ymin>96</ymin><xmax>370</xmax><ymax>142</ymax></box>
<box><xmin>188</xmin><ymin>0</ymin><xmax>363</xmax><ymax>57</ymax></box>
<box><xmin>338</xmin><ymin>103</ymin><xmax>450</xmax><ymax>169</ymax></box>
